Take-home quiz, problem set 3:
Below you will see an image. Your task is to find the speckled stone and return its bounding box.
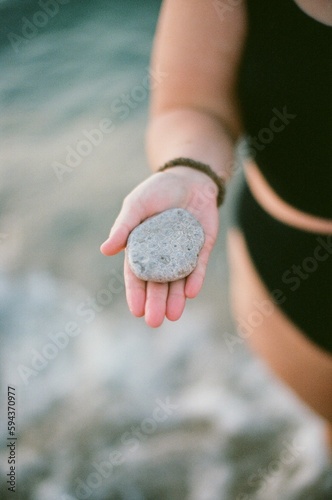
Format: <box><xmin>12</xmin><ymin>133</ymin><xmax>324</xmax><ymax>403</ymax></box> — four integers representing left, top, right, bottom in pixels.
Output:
<box><xmin>127</xmin><ymin>208</ymin><xmax>205</xmax><ymax>282</ymax></box>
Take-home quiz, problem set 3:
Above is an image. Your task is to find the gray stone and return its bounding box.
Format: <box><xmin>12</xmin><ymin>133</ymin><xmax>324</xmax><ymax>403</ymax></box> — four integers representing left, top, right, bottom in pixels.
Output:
<box><xmin>127</xmin><ymin>208</ymin><xmax>205</xmax><ymax>282</ymax></box>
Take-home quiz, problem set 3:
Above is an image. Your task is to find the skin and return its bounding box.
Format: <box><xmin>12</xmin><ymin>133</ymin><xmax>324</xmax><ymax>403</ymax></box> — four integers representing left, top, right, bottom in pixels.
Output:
<box><xmin>102</xmin><ymin>0</ymin><xmax>332</xmax><ymax>327</ymax></box>
<box><xmin>294</xmin><ymin>0</ymin><xmax>332</xmax><ymax>25</ymax></box>
<box><xmin>101</xmin><ymin>167</ymin><xmax>219</xmax><ymax>327</ymax></box>
<box><xmin>101</xmin><ymin>0</ymin><xmax>332</xmax><ymax>448</ymax></box>
<box><xmin>101</xmin><ymin>0</ymin><xmax>246</xmax><ymax>327</ymax></box>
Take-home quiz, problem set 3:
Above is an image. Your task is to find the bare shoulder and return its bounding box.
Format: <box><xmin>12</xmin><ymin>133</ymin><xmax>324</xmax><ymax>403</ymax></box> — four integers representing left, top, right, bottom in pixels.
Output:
<box><xmin>150</xmin><ymin>0</ymin><xmax>247</xmax><ymax>135</ymax></box>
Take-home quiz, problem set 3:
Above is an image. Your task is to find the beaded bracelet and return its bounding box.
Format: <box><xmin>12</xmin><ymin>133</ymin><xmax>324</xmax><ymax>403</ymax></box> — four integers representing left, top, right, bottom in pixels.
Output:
<box><xmin>157</xmin><ymin>157</ymin><xmax>226</xmax><ymax>207</ymax></box>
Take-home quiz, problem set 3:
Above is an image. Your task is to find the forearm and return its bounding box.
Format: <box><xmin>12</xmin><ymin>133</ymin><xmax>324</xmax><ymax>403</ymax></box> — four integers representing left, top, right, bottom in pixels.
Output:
<box><xmin>146</xmin><ymin>106</ymin><xmax>238</xmax><ymax>182</ymax></box>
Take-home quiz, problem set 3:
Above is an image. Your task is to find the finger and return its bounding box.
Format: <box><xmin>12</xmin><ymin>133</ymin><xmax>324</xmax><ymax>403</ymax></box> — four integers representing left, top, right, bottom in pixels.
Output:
<box><xmin>100</xmin><ymin>198</ymin><xmax>145</xmax><ymax>256</ymax></box>
<box><xmin>166</xmin><ymin>279</ymin><xmax>186</xmax><ymax>321</ymax></box>
<box><xmin>145</xmin><ymin>281</ymin><xmax>168</xmax><ymax>328</ymax></box>
<box><xmin>185</xmin><ymin>234</ymin><xmax>215</xmax><ymax>298</ymax></box>
<box><xmin>100</xmin><ymin>223</ymin><xmax>130</xmax><ymax>255</ymax></box>
<box><xmin>124</xmin><ymin>254</ymin><xmax>146</xmax><ymax>317</ymax></box>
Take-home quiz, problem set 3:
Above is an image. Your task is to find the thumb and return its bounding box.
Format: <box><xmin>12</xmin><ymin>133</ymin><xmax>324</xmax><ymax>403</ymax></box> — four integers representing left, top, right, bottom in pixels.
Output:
<box><xmin>100</xmin><ymin>199</ymin><xmax>145</xmax><ymax>256</ymax></box>
<box><xmin>100</xmin><ymin>225</ymin><xmax>128</xmax><ymax>255</ymax></box>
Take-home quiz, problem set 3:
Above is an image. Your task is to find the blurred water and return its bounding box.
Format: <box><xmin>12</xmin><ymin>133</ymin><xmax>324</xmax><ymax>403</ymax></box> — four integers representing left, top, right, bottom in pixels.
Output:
<box><xmin>0</xmin><ymin>1</ymin><xmax>331</xmax><ymax>499</ymax></box>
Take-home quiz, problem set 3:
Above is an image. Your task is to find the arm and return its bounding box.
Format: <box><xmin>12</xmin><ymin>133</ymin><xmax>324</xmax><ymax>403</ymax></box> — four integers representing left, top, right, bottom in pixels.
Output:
<box><xmin>101</xmin><ymin>0</ymin><xmax>247</xmax><ymax>327</ymax></box>
<box><xmin>147</xmin><ymin>0</ymin><xmax>246</xmax><ymax>174</ymax></box>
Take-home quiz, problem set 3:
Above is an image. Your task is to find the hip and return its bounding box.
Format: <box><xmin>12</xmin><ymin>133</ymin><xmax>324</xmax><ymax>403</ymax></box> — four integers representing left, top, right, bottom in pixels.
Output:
<box><xmin>232</xmin><ymin>175</ymin><xmax>332</xmax><ymax>353</ymax></box>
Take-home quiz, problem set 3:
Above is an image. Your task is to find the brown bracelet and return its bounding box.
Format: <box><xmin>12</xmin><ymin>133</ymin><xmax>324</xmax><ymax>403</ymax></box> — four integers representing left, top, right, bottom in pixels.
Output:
<box><xmin>157</xmin><ymin>157</ymin><xmax>226</xmax><ymax>207</ymax></box>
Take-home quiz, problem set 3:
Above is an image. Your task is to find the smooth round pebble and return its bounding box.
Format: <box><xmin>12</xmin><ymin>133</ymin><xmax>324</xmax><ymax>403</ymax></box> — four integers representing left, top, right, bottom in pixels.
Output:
<box><xmin>127</xmin><ymin>208</ymin><xmax>205</xmax><ymax>282</ymax></box>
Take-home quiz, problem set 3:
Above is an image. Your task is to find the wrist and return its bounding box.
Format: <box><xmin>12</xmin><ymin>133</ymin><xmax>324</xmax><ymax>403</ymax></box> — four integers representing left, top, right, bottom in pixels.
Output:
<box><xmin>157</xmin><ymin>158</ymin><xmax>226</xmax><ymax>207</ymax></box>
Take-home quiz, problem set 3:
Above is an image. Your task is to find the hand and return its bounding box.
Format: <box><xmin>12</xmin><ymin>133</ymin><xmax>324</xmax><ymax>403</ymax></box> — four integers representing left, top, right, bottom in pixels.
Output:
<box><xmin>100</xmin><ymin>167</ymin><xmax>220</xmax><ymax>327</ymax></box>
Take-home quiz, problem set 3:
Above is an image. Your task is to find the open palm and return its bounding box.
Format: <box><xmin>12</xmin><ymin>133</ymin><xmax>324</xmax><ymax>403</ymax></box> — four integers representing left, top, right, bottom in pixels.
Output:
<box><xmin>100</xmin><ymin>167</ymin><xmax>219</xmax><ymax>327</ymax></box>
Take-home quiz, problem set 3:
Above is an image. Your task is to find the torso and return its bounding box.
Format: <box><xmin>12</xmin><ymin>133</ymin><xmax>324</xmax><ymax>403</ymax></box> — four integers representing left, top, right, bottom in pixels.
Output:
<box><xmin>238</xmin><ymin>0</ymin><xmax>332</xmax><ymax>227</ymax></box>
<box><xmin>244</xmin><ymin>160</ymin><xmax>332</xmax><ymax>233</ymax></box>
<box><xmin>229</xmin><ymin>1</ymin><xmax>332</xmax><ymax>434</ymax></box>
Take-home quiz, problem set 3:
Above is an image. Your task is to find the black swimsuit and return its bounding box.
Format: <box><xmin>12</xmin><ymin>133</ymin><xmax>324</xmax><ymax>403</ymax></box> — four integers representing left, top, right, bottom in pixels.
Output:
<box><xmin>235</xmin><ymin>0</ymin><xmax>332</xmax><ymax>352</ymax></box>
